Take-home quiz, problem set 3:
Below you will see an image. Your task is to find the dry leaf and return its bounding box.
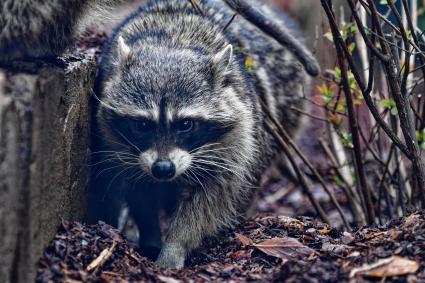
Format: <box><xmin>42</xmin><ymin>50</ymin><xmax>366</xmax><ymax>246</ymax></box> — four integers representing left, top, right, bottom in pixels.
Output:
<box><xmin>157</xmin><ymin>275</ymin><xmax>181</xmax><ymax>283</ymax></box>
<box><xmin>350</xmin><ymin>256</ymin><xmax>419</xmax><ymax>278</ymax></box>
<box><xmin>99</xmin><ymin>271</ymin><xmax>119</xmax><ymax>282</ymax></box>
<box><xmin>235</xmin><ymin>233</ymin><xmax>253</xmax><ymax>246</ymax></box>
<box><xmin>253</xmin><ymin>237</ymin><xmax>316</xmax><ymax>260</ymax></box>
<box><xmin>319</xmin><ymin>228</ymin><xmax>332</xmax><ymax>234</ymax></box>
<box><xmin>277</xmin><ymin>215</ymin><xmax>306</xmax><ymax>229</ymax></box>
<box><xmin>230</xmin><ymin>249</ymin><xmax>253</xmax><ymax>260</ymax></box>
<box><xmin>402</xmin><ymin>213</ymin><xmax>420</xmax><ymax>228</ymax></box>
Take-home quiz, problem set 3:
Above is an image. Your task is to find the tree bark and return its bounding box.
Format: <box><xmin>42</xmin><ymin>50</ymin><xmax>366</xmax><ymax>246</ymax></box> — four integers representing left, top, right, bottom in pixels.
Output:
<box><xmin>0</xmin><ymin>55</ymin><xmax>96</xmax><ymax>283</ymax></box>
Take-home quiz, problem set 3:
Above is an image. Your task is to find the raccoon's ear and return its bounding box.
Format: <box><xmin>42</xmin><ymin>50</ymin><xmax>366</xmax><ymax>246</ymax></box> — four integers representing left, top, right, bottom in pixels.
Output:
<box><xmin>213</xmin><ymin>44</ymin><xmax>233</xmax><ymax>73</ymax></box>
<box><xmin>117</xmin><ymin>36</ymin><xmax>131</xmax><ymax>62</ymax></box>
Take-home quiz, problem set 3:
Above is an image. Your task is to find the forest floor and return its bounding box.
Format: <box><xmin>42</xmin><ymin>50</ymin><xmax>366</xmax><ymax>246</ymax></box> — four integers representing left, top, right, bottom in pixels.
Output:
<box><xmin>36</xmin><ymin>120</ymin><xmax>425</xmax><ymax>282</ymax></box>
<box><xmin>36</xmin><ymin>211</ymin><xmax>425</xmax><ymax>282</ymax></box>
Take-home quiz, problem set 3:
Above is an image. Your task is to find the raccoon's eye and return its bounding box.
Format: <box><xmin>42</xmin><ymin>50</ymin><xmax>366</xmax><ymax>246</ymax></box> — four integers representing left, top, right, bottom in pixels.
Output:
<box><xmin>177</xmin><ymin>119</ymin><xmax>194</xmax><ymax>133</ymax></box>
<box><xmin>135</xmin><ymin>120</ymin><xmax>155</xmax><ymax>132</ymax></box>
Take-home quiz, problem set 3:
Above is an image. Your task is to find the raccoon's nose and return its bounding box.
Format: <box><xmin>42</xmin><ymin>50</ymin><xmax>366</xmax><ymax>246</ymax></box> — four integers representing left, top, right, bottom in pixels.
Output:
<box><xmin>152</xmin><ymin>161</ymin><xmax>176</xmax><ymax>180</ymax></box>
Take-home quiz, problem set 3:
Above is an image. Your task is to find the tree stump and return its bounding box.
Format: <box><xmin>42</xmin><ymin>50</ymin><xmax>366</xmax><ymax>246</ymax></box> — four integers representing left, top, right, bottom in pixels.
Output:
<box><xmin>0</xmin><ymin>55</ymin><xmax>96</xmax><ymax>283</ymax></box>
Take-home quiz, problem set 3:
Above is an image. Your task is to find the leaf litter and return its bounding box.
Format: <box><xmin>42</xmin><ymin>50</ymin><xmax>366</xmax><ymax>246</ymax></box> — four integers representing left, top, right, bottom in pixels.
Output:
<box><xmin>37</xmin><ymin>211</ymin><xmax>425</xmax><ymax>282</ymax></box>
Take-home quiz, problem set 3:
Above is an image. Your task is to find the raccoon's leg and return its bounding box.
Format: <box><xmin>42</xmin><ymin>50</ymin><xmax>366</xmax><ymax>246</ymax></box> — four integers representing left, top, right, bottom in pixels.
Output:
<box><xmin>126</xmin><ymin>185</ymin><xmax>162</xmax><ymax>261</ymax></box>
<box><xmin>156</xmin><ymin>184</ymin><xmax>246</xmax><ymax>269</ymax></box>
<box><xmin>85</xmin><ymin>168</ymin><xmax>126</xmax><ymax>227</ymax></box>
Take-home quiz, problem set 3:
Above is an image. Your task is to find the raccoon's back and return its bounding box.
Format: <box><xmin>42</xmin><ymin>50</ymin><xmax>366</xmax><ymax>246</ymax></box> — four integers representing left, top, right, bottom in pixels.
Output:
<box><xmin>99</xmin><ymin>0</ymin><xmax>309</xmax><ymax>133</ymax></box>
<box><xmin>98</xmin><ymin>0</ymin><xmax>303</xmax><ymax>87</ymax></box>
<box><xmin>101</xmin><ymin>0</ymin><xmax>301</xmax><ymax>59</ymax></box>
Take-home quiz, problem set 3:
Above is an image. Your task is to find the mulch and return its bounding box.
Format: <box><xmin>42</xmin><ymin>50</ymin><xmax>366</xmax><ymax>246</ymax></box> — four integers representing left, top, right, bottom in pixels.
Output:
<box><xmin>36</xmin><ymin>211</ymin><xmax>425</xmax><ymax>282</ymax></box>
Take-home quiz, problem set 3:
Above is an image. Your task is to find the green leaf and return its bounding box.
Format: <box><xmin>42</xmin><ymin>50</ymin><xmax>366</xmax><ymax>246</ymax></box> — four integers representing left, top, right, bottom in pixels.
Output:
<box><xmin>390</xmin><ymin>107</ymin><xmax>398</xmax><ymax>115</ymax></box>
<box><xmin>336</xmin><ymin>102</ymin><xmax>347</xmax><ymax>111</ymax></box>
<box><xmin>417</xmin><ymin>129</ymin><xmax>425</xmax><ymax>150</ymax></box>
<box><xmin>348</xmin><ymin>71</ymin><xmax>357</xmax><ymax>91</ymax></box>
<box><xmin>348</xmin><ymin>42</ymin><xmax>356</xmax><ymax>54</ymax></box>
<box><xmin>328</xmin><ymin>113</ymin><xmax>342</xmax><ymax>127</ymax></box>
<box><xmin>380</xmin><ymin>98</ymin><xmax>398</xmax><ymax>116</ymax></box>
<box><xmin>334</xmin><ymin>67</ymin><xmax>342</xmax><ymax>83</ymax></box>
<box><xmin>332</xmin><ymin>175</ymin><xmax>343</xmax><ymax>187</ymax></box>
<box><xmin>318</xmin><ymin>84</ymin><xmax>334</xmax><ymax>105</ymax></box>
<box><xmin>379</xmin><ymin>0</ymin><xmax>396</xmax><ymax>4</ymax></box>
<box><xmin>339</xmin><ymin>131</ymin><xmax>354</xmax><ymax>148</ymax></box>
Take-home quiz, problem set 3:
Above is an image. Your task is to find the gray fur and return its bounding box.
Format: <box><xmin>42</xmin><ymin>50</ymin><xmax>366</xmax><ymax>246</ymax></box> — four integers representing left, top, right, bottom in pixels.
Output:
<box><xmin>93</xmin><ymin>0</ymin><xmax>312</xmax><ymax>269</ymax></box>
<box><xmin>0</xmin><ymin>0</ymin><xmax>123</xmax><ymax>60</ymax></box>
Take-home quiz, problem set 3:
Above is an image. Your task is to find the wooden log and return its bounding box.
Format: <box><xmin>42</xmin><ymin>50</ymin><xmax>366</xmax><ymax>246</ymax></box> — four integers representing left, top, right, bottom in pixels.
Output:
<box><xmin>0</xmin><ymin>55</ymin><xmax>96</xmax><ymax>283</ymax></box>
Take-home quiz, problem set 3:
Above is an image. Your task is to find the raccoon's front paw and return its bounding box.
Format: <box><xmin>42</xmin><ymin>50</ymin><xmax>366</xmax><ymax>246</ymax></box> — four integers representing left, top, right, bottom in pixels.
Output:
<box><xmin>155</xmin><ymin>243</ymin><xmax>186</xmax><ymax>269</ymax></box>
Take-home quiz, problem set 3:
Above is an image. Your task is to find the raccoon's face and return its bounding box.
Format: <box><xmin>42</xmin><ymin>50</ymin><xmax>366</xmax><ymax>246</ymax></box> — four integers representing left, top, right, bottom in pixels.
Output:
<box><xmin>98</xmin><ymin>37</ymin><xmax>247</xmax><ymax>183</ymax></box>
<box><xmin>101</xmin><ymin>108</ymin><xmax>236</xmax><ymax>182</ymax></box>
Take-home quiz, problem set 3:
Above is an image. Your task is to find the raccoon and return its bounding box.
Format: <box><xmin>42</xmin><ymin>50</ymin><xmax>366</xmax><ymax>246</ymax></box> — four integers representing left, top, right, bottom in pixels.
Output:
<box><xmin>89</xmin><ymin>0</ymin><xmax>314</xmax><ymax>269</ymax></box>
<box><xmin>0</xmin><ymin>0</ymin><xmax>122</xmax><ymax>61</ymax></box>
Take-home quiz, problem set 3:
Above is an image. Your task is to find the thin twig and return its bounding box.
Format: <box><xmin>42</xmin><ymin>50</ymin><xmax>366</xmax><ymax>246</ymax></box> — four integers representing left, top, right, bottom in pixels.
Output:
<box><xmin>368</xmin><ymin>0</ymin><xmax>425</xmax><ymax>204</ymax></box>
<box><xmin>264</xmin><ymin>120</ymin><xmax>330</xmax><ymax>224</ymax></box>
<box><xmin>223</xmin><ymin>13</ymin><xmax>237</xmax><ymax>32</ymax></box>
<box><xmin>187</xmin><ymin>0</ymin><xmax>205</xmax><ymax>16</ymax></box>
<box><xmin>289</xmin><ymin>106</ymin><xmax>329</xmax><ymax>122</ymax></box>
<box><xmin>86</xmin><ymin>241</ymin><xmax>117</xmax><ymax>272</ymax></box>
<box><xmin>322</xmin><ymin>0</ymin><xmax>376</xmax><ymax>225</ymax></box>
<box><xmin>261</xmin><ymin>99</ymin><xmax>350</xmax><ymax>230</ymax></box>
<box><xmin>333</xmin><ymin>0</ymin><xmax>413</xmax><ymax>159</ymax></box>
<box><xmin>377</xmin><ymin>145</ymin><xmax>395</xmax><ymax>222</ymax></box>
